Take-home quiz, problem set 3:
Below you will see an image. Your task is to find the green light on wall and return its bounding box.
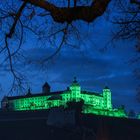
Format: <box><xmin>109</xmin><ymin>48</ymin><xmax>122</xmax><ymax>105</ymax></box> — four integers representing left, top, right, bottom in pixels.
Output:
<box><xmin>5</xmin><ymin>80</ymin><xmax>127</xmax><ymax>118</ymax></box>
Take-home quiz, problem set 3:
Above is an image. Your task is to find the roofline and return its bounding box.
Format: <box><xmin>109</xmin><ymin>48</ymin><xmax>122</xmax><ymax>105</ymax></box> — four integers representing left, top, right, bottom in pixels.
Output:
<box><xmin>4</xmin><ymin>91</ymin><xmax>65</xmax><ymax>100</ymax></box>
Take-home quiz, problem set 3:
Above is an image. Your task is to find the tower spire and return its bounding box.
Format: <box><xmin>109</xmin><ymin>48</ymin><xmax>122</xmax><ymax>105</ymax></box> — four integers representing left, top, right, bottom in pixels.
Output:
<box><xmin>27</xmin><ymin>88</ymin><xmax>31</xmax><ymax>95</ymax></box>
<box><xmin>73</xmin><ymin>76</ymin><xmax>77</xmax><ymax>83</ymax></box>
<box><xmin>71</xmin><ymin>76</ymin><xmax>80</xmax><ymax>87</ymax></box>
<box><xmin>28</xmin><ymin>88</ymin><xmax>31</xmax><ymax>94</ymax></box>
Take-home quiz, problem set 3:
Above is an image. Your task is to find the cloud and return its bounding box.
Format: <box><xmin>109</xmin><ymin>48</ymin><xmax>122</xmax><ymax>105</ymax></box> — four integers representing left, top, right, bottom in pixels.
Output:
<box><xmin>0</xmin><ymin>14</ymin><xmax>138</xmax><ymax>111</ymax></box>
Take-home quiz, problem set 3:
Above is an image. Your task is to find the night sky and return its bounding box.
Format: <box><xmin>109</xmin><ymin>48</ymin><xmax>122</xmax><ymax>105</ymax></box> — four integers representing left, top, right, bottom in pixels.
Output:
<box><xmin>0</xmin><ymin>1</ymin><xmax>140</xmax><ymax>112</ymax></box>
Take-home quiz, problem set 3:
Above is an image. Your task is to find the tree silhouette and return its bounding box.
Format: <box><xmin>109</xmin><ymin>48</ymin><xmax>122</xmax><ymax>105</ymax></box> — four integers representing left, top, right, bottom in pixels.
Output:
<box><xmin>0</xmin><ymin>0</ymin><xmax>139</xmax><ymax>94</ymax></box>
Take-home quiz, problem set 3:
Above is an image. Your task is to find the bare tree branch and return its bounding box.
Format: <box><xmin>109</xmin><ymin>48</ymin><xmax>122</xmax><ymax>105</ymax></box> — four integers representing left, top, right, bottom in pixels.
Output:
<box><xmin>6</xmin><ymin>1</ymin><xmax>27</xmax><ymax>38</ymax></box>
<box><xmin>37</xmin><ymin>23</ymin><xmax>69</xmax><ymax>65</ymax></box>
<box><xmin>21</xmin><ymin>0</ymin><xmax>111</xmax><ymax>23</ymax></box>
<box><xmin>130</xmin><ymin>0</ymin><xmax>140</xmax><ymax>5</ymax></box>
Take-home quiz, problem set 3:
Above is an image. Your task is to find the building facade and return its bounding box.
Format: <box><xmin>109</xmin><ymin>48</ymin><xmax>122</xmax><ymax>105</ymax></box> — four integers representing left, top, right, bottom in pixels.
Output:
<box><xmin>1</xmin><ymin>78</ymin><xmax>127</xmax><ymax>118</ymax></box>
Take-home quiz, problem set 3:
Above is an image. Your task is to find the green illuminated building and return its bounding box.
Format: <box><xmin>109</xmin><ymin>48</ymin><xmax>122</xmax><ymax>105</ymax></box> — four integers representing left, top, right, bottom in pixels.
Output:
<box><xmin>137</xmin><ymin>114</ymin><xmax>140</xmax><ymax>119</ymax></box>
<box><xmin>1</xmin><ymin>78</ymin><xmax>127</xmax><ymax>118</ymax></box>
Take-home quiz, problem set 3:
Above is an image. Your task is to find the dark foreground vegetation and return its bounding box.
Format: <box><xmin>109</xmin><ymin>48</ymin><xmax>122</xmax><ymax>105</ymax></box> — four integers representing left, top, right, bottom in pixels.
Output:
<box><xmin>0</xmin><ymin>110</ymin><xmax>140</xmax><ymax>140</ymax></box>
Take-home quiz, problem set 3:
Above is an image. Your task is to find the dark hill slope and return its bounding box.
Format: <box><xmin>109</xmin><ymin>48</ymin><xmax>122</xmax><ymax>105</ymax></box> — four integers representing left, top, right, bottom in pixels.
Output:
<box><xmin>0</xmin><ymin>110</ymin><xmax>140</xmax><ymax>140</ymax></box>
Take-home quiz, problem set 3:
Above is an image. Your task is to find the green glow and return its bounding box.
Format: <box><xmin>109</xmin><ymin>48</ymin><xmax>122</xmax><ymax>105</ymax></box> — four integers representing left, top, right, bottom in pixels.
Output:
<box><xmin>9</xmin><ymin>96</ymin><xmax>61</xmax><ymax>111</ymax></box>
<box><xmin>3</xmin><ymin>80</ymin><xmax>127</xmax><ymax>118</ymax></box>
<box><xmin>138</xmin><ymin>114</ymin><xmax>140</xmax><ymax>119</ymax></box>
<box><xmin>103</xmin><ymin>88</ymin><xmax>112</xmax><ymax>109</ymax></box>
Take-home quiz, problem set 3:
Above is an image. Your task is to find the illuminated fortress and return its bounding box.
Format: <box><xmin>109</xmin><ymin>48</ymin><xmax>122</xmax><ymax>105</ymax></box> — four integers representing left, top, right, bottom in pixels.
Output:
<box><xmin>1</xmin><ymin>78</ymin><xmax>127</xmax><ymax>118</ymax></box>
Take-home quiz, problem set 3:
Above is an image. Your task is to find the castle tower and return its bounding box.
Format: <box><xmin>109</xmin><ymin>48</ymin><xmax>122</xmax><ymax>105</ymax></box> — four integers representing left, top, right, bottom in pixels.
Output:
<box><xmin>103</xmin><ymin>86</ymin><xmax>112</xmax><ymax>110</ymax></box>
<box><xmin>42</xmin><ymin>82</ymin><xmax>50</xmax><ymax>94</ymax></box>
<box><xmin>70</xmin><ymin>77</ymin><xmax>81</xmax><ymax>101</ymax></box>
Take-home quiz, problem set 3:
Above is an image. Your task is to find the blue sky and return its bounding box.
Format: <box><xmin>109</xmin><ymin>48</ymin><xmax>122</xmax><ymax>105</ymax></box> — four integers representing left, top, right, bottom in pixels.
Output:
<box><xmin>0</xmin><ymin>0</ymin><xmax>140</xmax><ymax>112</ymax></box>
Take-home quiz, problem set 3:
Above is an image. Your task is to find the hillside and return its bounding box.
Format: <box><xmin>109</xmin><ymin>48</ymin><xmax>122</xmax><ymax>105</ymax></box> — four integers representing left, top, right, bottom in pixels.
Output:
<box><xmin>0</xmin><ymin>110</ymin><xmax>140</xmax><ymax>140</ymax></box>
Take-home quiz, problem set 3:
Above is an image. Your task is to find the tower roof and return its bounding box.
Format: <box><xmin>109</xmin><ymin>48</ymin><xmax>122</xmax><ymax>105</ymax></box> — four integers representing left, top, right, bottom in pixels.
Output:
<box><xmin>73</xmin><ymin>77</ymin><xmax>77</xmax><ymax>83</ymax></box>
<box><xmin>71</xmin><ymin>77</ymin><xmax>80</xmax><ymax>86</ymax></box>
<box><xmin>104</xmin><ymin>86</ymin><xmax>110</xmax><ymax>89</ymax></box>
<box><xmin>43</xmin><ymin>82</ymin><xmax>50</xmax><ymax>88</ymax></box>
